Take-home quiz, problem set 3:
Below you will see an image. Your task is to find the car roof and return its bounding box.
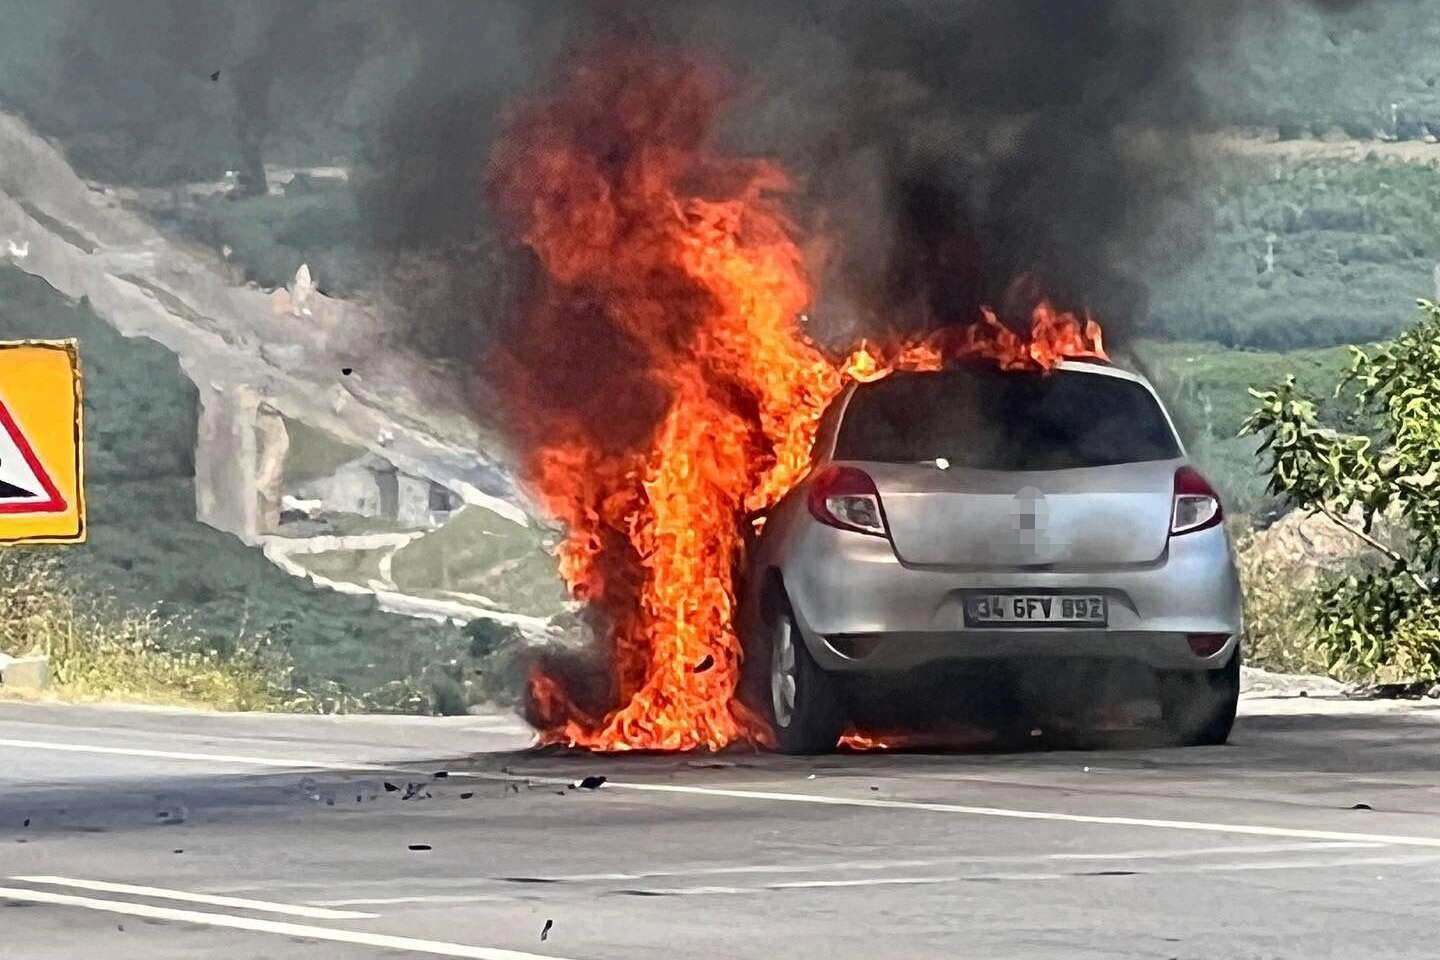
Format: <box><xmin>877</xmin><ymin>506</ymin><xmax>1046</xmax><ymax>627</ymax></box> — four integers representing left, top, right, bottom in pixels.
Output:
<box><xmin>1052</xmin><ymin>357</ymin><xmax>1154</xmax><ymax>388</ymax></box>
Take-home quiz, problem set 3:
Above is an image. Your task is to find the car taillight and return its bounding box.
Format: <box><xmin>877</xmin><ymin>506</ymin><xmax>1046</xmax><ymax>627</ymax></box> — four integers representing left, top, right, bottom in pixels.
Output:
<box><xmin>807</xmin><ymin>466</ymin><xmax>887</xmax><ymax>537</ymax></box>
<box><xmin>1187</xmin><ymin>633</ymin><xmax>1229</xmax><ymax>657</ymax></box>
<box><xmin>1171</xmin><ymin>466</ymin><xmax>1223</xmax><ymax>536</ymax></box>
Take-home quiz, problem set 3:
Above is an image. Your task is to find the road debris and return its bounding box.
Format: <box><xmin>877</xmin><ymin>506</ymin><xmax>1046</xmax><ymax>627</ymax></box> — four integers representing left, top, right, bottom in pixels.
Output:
<box><xmin>408</xmin><ymin>843</ymin><xmax>432</xmax><ymax>851</ymax></box>
<box><xmin>383</xmin><ymin>781</ymin><xmax>400</xmax><ymax>792</ymax></box>
<box><xmin>433</xmin><ymin>771</ymin><xmax>449</xmax><ymax>779</ymax></box>
<box><xmin>572</xmin><ymin>775</ymin><xmax>607</xmax><ymax>790</ymax></box>
<box><xmin>402</xmin><ymin>782</ymin><xmax>432</xmax><ymax>801</ymax></box>
<box><xmin>541</xmin><ymin>919</ymin><xmax>554</xmax><ymax>941</ymax></box>
<box><xmin>460</xmin><ymin>792</ymin><xmax>475</xmax><ymax>799</ymax></box>
<box><xmin>1352</xmin><ymin>803</ymin><xmax>1373</xmax><ymax>810</ymax></box>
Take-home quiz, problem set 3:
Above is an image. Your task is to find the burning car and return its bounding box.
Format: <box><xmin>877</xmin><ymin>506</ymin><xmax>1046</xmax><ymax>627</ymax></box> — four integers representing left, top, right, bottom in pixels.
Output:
<box><xmin>739</xmin><ymin>357</ymin><xmax>1243</xmax><ymax>754</ymax></box>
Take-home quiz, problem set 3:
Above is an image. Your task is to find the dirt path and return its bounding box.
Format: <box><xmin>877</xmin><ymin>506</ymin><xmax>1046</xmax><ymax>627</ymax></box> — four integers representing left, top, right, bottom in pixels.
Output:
<box><xmin>1206</xmin><ymin>132</ymin><xmax>1440</xmax><ymax>164</ymax></box>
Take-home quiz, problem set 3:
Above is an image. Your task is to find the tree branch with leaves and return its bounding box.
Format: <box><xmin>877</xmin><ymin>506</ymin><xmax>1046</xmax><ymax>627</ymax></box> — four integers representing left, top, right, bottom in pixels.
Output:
<box><xmin>1241</xmin><ymin>300</ymin><xmax>1440</xmax><ymax>677</ymax></box>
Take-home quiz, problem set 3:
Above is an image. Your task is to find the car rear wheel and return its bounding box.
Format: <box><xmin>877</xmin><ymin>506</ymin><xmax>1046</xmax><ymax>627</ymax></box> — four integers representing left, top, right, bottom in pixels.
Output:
<box><xmin>768</xmin><ymin>607</ymin><xmax>845</xmax><ymax>755</ymax></box>
<box><xmin>1157</xmin><ymin>645</ymin><xmax>1240</xmax><ymax>746</ymax></box>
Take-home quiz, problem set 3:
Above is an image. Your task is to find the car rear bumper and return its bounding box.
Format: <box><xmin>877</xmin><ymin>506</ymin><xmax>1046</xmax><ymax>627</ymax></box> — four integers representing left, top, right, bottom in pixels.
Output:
<box><xmin>780</xmin><ymin>520</ymin><xmax>1243</xmax><ymax>673</ymax></box>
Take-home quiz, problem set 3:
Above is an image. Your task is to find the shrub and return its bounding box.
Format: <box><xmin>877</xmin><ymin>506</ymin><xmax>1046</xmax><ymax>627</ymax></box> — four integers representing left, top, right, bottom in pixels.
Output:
<box><xmin>1242</xmin><ymin>300</ymin><xmax>1440</xmax><ymax>678</ymax></box>
<box><xmin>1232</xmin><ymin>525</ymin><xmax>1332</xmax><ymax>677</ymax></box>
<box><xmin>0</xmin><ymin>550</ymin><xmax>289</xmax><ymax>709</ymax></box>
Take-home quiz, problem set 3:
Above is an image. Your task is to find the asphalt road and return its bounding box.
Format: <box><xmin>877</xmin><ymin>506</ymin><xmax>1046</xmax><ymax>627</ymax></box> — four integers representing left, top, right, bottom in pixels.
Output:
<box><xmin>2</xmin><ymin>695</ymin><xmax>1440</xmax><ymax>960</ymax></box>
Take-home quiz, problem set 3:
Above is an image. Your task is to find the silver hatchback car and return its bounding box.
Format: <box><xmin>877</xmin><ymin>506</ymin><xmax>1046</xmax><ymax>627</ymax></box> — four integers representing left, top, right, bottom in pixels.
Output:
<box><xmin>740</xmin><ymin>359</ymin><xmax>1243</xmax><ymax>753</ymax></box>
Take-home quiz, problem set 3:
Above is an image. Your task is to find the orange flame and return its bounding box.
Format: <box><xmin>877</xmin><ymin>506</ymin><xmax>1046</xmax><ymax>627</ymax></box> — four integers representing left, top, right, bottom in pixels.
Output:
<box><xmin>837</xmin><ymin>730</ymin><xmax>891</xmax><ymax>751</ymax></box>
<box><xmin>490</xmin><ymin>50</ymin><xmax>1106</xmax><ymax>753</ymax></box>
<box><xmin>842</xmin><ymin>302</ymin><xmax>1106</xmax><ymax>383</ymax></box>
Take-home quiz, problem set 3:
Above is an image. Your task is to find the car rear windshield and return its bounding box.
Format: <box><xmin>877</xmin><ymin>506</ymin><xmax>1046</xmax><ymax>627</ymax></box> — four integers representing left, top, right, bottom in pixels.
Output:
<box><xmin>832</xmin><ymin>366</ymin><xmax>1182</xmax><ymax>471</ymax></box>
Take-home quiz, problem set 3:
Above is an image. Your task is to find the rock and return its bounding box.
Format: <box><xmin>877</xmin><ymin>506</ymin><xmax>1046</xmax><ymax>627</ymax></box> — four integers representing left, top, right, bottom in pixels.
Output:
<box><xmin>1240</xmin><ymin>665</ymin><xmax>1346</xmax><ymax>698</ymax></box>
<box><xmin>1242</xmin><ymin>508</ymin><xmax>1382</xmax><ymax>580</ymax></box>
<box><xmin>0</xmin><ymin>652</ymin><xmax>50</xmax><ymax>691</ymax></box>
<box><xmin>291</xmin><ymin>263</ymin><xmax>314</xmax><ymax>317</ymax></box>
<box><xmin>259</xmin><ymin>342</ymin><xmax>308</xmax><ymax>370</ymax></box>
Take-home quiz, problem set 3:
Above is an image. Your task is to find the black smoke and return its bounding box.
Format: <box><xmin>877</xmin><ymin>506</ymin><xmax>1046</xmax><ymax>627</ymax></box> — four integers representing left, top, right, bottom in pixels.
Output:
<box><xmin>355</xmin><ymin>0</ymin><xmax>1383</xmax><ymax>354</ymax></box>
<box><xmin>653</xmin><ymin>0</ymin><xmax>1391</xmax><ymax>343</ymax></box>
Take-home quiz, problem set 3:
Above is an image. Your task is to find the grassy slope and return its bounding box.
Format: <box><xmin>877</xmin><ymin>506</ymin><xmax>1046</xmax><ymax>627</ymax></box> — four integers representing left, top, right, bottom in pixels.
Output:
<box><xmin>0</xmin><ymin>265</ymin><xmax>481</xmax><ymax>704</ymax></box>
<box><xmin>1137</xmin><ymin>339</ymin><xmax>1355</xmax><ymax>513</ymax></box>
<box><xmin>1136</xmin><ymin>152</ymin><xmax>1440</xmax><ymax>511</ymax></box>
<box><xmin>1148</xmin><ymin>155</ymin><xmax>1440</xmax><ymax>351</ymax></box>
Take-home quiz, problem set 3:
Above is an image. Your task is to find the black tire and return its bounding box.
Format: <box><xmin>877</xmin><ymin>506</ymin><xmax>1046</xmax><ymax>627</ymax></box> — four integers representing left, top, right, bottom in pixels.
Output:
<box><xmin>1157</xmin><ymin>646</ymin><xmax>1240</xmax><ymax>746</ymax></box>
<box><xmin>763</xmin><ymin>604</ymin><xmax>846</xmax><ymax>755</ymax></box>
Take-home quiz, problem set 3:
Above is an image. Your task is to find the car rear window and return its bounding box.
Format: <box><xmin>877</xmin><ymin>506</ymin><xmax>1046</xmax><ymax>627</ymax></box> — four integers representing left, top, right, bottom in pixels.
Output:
<box><xmin>832</xmin><ymin>366</ymin><xmax>1181</xmax><ymax>471</ymax></box>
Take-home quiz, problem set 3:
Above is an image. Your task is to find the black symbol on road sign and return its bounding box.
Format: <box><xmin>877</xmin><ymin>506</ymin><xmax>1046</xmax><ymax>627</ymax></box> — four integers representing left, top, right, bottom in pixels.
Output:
<box><xmin>0</xmin><ymin>475</ymin><xmax>36</xmax><ymax>499</ymax></box>
<box><xmin>0</xmin><ymin>401</ymin><xmax>65</xmax><ymax>513</ymax></box>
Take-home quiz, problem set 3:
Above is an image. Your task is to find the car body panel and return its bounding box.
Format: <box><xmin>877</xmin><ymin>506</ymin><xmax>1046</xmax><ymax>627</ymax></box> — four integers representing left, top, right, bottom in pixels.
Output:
<box><xmin>865</xmin><ymin>458</ymin><xmax>1178</xmax><ymax>567</ymax></box>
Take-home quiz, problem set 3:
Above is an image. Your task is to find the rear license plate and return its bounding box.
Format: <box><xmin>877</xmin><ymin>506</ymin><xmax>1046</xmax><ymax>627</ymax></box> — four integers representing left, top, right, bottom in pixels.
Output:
<box><xmin>964</xmin><ymin>593</ymin><xmax>1108</xmax><ymax>627</ymax></box>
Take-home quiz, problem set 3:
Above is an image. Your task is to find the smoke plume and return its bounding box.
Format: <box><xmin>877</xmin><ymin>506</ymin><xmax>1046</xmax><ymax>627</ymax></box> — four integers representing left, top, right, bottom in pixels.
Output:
<box><xmin>358</xmin><ymin>0</ymin><xmax>1380</xmax><ymax>355</ymax></box>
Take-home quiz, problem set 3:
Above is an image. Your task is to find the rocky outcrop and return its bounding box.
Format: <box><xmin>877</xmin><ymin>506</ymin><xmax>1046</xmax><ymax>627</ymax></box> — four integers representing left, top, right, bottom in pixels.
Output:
<box><xmin>1241</xmin><ymin>508</ymin><xmax>1386</xmax><ymax>583</ymax></box>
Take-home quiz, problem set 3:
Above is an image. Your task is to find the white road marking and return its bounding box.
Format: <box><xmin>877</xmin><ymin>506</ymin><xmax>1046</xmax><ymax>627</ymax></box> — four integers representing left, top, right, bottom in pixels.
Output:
<box><xmin>0</xmin><ymin>887</ymin><xmax>568</xmax><ymax>960</ymax></box>
<box><xmin>312</xmin><ymin>895</ymin><xmax>524</xmax><ymax>908</ymax></box>
<box><xmin>333</xmin><ymin>842</ymin><xmax>1380</xmax><ymax>889</ymax></box>
<box><xmin>766</xmin><ymin>876</ymin><xmax>953</xmax><ymax>890</ymax></box>
<box><xmin>293</xmin><ymin>842</ymin><xmax>1377</xmax><ymax>904</ymax></box>
<box><xmin>6</xmin><ymin>734</ymin><xmax>1440</xmax><ymax>852</ymax></box>
<box><xmin>1045</xmin><ymin>841</ymin><xmax>1381</xmax><ymax>860</ymax></box>
<box><xmin>465</xmin><ymin>774</ymin><xmax>1440</xmax><ymax>850</ymax></box>
<box><xmin>0</xmin><ymin>737</ymin><xmax>370</xmax><ymax>770</ymax></box>
<box><xmin>11</xmin><ymin>876</ymin><xmax>379</xmax><ymax>920</ymax></box>
<box><xmin>1160</xmin><ymin>853</ymin><xmax>1440</xmax><ymax>875</ymax></box>
<box><xmin>564</xmin><ymin>854</ymin><xmax>1440</xmax><ymax>899</ymax></box>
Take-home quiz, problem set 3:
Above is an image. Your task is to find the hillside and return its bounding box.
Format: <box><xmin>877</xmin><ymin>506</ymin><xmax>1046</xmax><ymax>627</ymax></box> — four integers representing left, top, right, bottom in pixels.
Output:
<box><xmin>0</xmin><ymin>265</ymin><xmax>494</xmax><ymax>708</ymax></box>
<box><xmin>1148</xmin><ymin>152</ymin><xmax>1440</xmax><ymax>350</ymax></box>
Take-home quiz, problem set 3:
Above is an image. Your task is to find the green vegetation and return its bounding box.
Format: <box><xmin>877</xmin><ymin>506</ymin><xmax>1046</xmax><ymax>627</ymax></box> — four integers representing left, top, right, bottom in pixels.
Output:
<box><xmin>1233</xmin><ymin>539</ymin><xmax>1331</xmax><ymax>678</ymax></box>
<box><xmin>1243</xmin><ymin>301</ymin><xmax>1440</xmax><ymax>679</ymax></box>
<box><xmin>1207</xmin><ymin>3</ymin><xmax>1440</xmax><ymax>137</ymax></box>
<box><xmin>0</xmin><ymin>550</ymin><xmax>288</xmax><ymax>708</ymax></box>
<box><xmin>170</xmin><ymin>181</ymin><xmax>373</xmax><ymax>296</ymax></box>
<box><xmin>389</xmin><ymin>507</ymin><xmax>569</xmax><ymax>614</ymax></box>
<box><xmin>1137</xmin><ymin>339</ymin><xmax>1357</xmax><ymax>513</ymax></box>
<box><xmin>1149</xmin><ymin>156</ymin><xmax>1440</xmax><ymax>351</ymax></box>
